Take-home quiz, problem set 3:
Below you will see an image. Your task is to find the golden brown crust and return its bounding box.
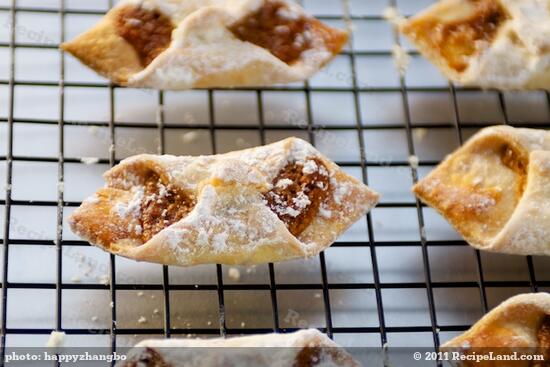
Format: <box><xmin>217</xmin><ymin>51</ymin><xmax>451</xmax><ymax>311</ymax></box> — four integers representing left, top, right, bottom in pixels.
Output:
<box><xmin>70</xmin><ymin>187</ymin><xmax>141</xmax><ymax>250</ymax></box>
<box><xmin>61</xmin><ymin>0</ymin><xmax>348</xmax><ymax>89</ymax></box>
<box><xmin>413</xmin><ymin>132</ymin><xmax>528</xmax><ymax>245</ymax></box>
<box><xmin>413</xmin><ymin>125</ymin><xmax>550</xmax><ymax>255</ymax></box>
<box><xmin>398</xmin><ymin>0</ymin><xmax>550</xmax><ymax>89</ymax></box>
<box><xmin>61</xmin><ymin>13</ymin><xmax>143</xmax><ymax>84</ymax></box>
<box><xmin>69</xmin><ymin>138</ymin><xmax>379</xmax><ymax>266</ymax></box>
<box><xmin>442</xmin><ymin>293</ymin><xmax>550</xmax><ymax>367</ymax></box>
<box><xmin>401</xmin><ymin>0</ymin><xmax>508</xmax><ymax>73</ymax></box>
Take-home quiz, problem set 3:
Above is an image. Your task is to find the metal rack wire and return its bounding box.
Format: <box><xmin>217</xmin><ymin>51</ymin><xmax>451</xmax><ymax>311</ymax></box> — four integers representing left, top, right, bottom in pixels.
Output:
<box><xmin>1</xmin><ymin>0</ymin><xmax>550</xmax><ymax>366</ymax></box>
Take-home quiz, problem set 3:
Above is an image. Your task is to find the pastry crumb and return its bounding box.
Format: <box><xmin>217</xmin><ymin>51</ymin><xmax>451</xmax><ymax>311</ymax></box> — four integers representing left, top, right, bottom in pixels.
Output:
<box><xmin>392</xmin><ymin>44</ymin><xmax>410</xmax><ymax>76</ymax></box>
<box><xmin>235</xmin><ymin>138</ymin><xmax>247</xmax><ymax>147</ymax></box>
<box><xmin>207</xmin><ymin>320</ymin><xmax>212</xmax><ymax>326</ymax></box>
<box><xmin>408</xmin><ymin>155</ymin><xmax>419</xmax><ymax>168</ymax></box>
<box><xmin>383</xmin><ymin>6</ymin><xmax>405</xmax><ymax>27</ymax></box>
<box><xmin>70</xmin><ymin>276</ymin><xmax>81</xmax><ymax>283</ymax></box>
<box><xmin>314</xmin><ymin>293</ymin><xmax>322</xmax><ymax>299</ymax></box>
<box><xmin>46</xmin><ymin>331</ymin><xmax>65</xmax><ymax>348</ymax></box>
<box><xmin>91</xmin><ymin>316</ymin><xmax>98</xmax><ymax>322</ymax></box>
<box><xmin>240</xmin><ymin>321</ymin><xmax>246</xmax><ymax>327</ymax></box>
<box><xmin>138</xmin><ymin>316</ymin><xmax>147</xmax><ymax>324</ymax></box>
<box><xmin>181</xmin><ymin>131</ymin><xmax>199</xmax><ymax>143</ymax></box>
<box><xmin>228</xmin><ymin>267</ymin><xmax>241</xmax><ymax>281</ymax></box>
<box><xmin>183</xmin><ymin>112</ymin><xmax>196</xmax><ymax>124</ymax></box>
<box><xmin>110</xmin><ymin>301</ymin><xmax>114</xmax><ymax>308</ymax></box>
<box><xmin>414</xmin><ymin>128</ymin><xmax>428</xmax><ymax>141</ymax></box>
<box><xmin>98</xmin><ymin>274</ymin><xmax>110</xmax><ymax>285</ymax></box>
<box><xmin>87</xmin><ymin>125</ymin><xmax>99</xmax><ymax>135</ymax></box>
<box><xmin>80</xmin><ymin>157</ymin><xmax>100</xmax><ymax>165</ymax></box>
<box><xmin>137</xmin><ymin>291</ymin><xmax>144</xmax><ymax>297</ymax></box>
<box><xmin>153</xmin><ymin>308</ymin><xmax>160</xmax><ymax>315</ymax></box>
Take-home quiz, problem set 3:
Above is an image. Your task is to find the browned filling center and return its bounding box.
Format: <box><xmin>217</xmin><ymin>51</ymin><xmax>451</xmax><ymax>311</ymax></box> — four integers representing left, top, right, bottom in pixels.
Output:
<box><xmin>294</xmin><ymin>347</ymin><xmax>322</xmax><ymax>367</ymax></box>
<box><xmin>538</xmin><ymin>315</ymin><xmax>550</xmax><ymax>363</ymax></box>
<box><xmin>115</xmin><ymin>5</ymin><xmax>174</xmax><ymax>67</ymax></box>
<box><xmin>264</xmin><ymin>158</ymin><xmax>331</xmax><ymax>236</ymax></box>
<box><xmin>123</xmin><ymin>347</ymin><xmax>171</xmax><ymax>367</ymax></box>
<box><xmin>139</xmin><ymin>171</ymin><xmax>196</xmax><ymax>242</ymax></box>
<box><xmin>229</xmin><ymin>0</ymin><xmax>347</xmax><ymax>64</ymax></box>
<box><xmin>408</xmin><ymin>0</ymin><xmax>508</xmax><ymax>72</ymax></box>
<box><xmin>499</xmin><ymin>143</ymin><xmax>528</xmax><ymax>199</ymax></box>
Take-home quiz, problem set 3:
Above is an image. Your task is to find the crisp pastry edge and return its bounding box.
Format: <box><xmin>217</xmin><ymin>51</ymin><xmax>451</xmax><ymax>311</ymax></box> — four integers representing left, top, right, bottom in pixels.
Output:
<box><xmin>413</xmin><ymin>125</ymin><xmax>550</xmax><ymax>256</ymax></box>
<box><xmin>69</xmin><ymin>137</ymin><xmax>380</xmax><ymax>266</ymax></box>
<box><xmin>442</xmin><ymin>292</ymin><xmax>550</xmax><ymax>349</ymax></box>
<box><xmin>61</xmin><ymin>0</ymin><xmax>349</xmax><ymax>89</ymax></box>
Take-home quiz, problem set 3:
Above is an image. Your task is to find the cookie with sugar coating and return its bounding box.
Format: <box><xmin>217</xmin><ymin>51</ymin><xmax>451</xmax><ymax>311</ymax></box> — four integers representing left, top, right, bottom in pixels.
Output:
<box><xmin>61</xmin><ymin>0</ymin><xmax>348</xmax><ymax>89</ymax></box>
<box><xmin>69</xmin><ymin>137</ymin><xmax>379</xmax><ymax>266</ymax></box>
<box><xmin>118</xmin><ymin>329</ymin><xmax>360</xmax><ymax>367</ymax></box>
<box><xmin>399</xmin><ymin>0</ymin><xmax>550</xmax><ymax>90</ymax></box>
<box><xmin>442</xmin><ymin>293</ymin><xmax>550</xmax><ymax>366</ymax></box>
<box><xmin>413</xmin><ymin>125</ymin><xmax>550</xmax><ymax>256</ymax></box>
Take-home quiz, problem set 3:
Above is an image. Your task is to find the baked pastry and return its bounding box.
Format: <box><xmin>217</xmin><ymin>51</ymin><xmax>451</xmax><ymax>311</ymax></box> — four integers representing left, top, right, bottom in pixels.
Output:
<box><xmin>61</xmin><ymin>0</ymin><xmax>348</xmax><ymax>89</ymax></box>
<box><xmin>119</xmin><ymin>329</ymin><xmax>360</xmax><ymax>367</ymax></box>
<box><xmin>442</xmin><ymin>293</ymin><xmax>550</xmax><ymax>365</ymax></box>
<box><xmin>413</xmin><ymin>125</ymin><xmax>550</xmax><ymax>256</ymax></box>
<box><xmin>399</xmin><ymin>0</ymin><xmax>550</xmax><ymax>90</ymax></box>
<box><xmin>69</xmin><ymin>137</ymin><xmax>379</xmax><ymax>266</ymax></box>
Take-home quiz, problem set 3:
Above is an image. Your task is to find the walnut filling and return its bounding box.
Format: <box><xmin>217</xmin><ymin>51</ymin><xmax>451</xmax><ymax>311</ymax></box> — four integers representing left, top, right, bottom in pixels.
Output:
<box><xmin>123</xmin><ymin>347</ymin><xmax>172</xmax><ymax>367</ymax></box>
<box><xmin>265</xmin><ymin>158</ymin><xmax>331</xmax><ymax>236</ymax></box>
<box><xmin>538</xmin><ymin>315</ymin><xmax>550</xmax><ymax>362</ymax></box>
<box><xmin>115</xmin><ymin>5</ymin><xmax>174</xmax><ymax>67</ymax></box>
<box><xmin>229</xmin><ymin>0</ymin><xmax>347</xmax><ymax>65</ymax></box>
<box><xmin>500</xmin><ymin>143</ymin><xmax>528</xmax><ymax>199</ymax></box>
<box><xmin>139</xmin><ymin>171</ymin><xmax>196</xmax><ymax>242</ymax></box>
<box><xmin>293</xmin><ymin>347</ymin><xmax>322</xmax><ymax>367</ymax></box>
<box><xmin>406</xmin><ymin>0</ymin><xmax>509</xmax><ymax>72</ymax></box>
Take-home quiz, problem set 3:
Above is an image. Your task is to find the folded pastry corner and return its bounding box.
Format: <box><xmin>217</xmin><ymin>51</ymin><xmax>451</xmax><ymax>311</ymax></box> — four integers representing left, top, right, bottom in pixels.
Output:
<box><xmin>442</xmin><ymin>293</ymin><xmax>550</xmax><ymax>363</ymax></box>
<box><xmin>70</xmin><ymin>137</ymin><xmax>379</xmax><ymax>266</ymax></box>
<box><xmin>61</xmin><ymin>0</ymin><xmax>348</xmax><ymax>89</ymax></box>
<box><xmin>118</xmin><ymin>329</ymin><xmax>360</xmax><ymax>367</ymax></box>
<box><xmin>413</xmin><ymin>125</ymin><xmax>550</xmax><ymax>256</ymax></box>
<box><xmin>399</xmin><ymin>0</ymin><xmax>550</xmax><ymax>90</ymax></box>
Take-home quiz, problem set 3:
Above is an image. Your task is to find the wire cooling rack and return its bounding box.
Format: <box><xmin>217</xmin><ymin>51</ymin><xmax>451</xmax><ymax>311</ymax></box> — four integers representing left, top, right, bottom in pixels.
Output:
<box><xmin>2</xmin><ymin>0</ymin><xmax>550</xmax><ymax>365</ymax></box>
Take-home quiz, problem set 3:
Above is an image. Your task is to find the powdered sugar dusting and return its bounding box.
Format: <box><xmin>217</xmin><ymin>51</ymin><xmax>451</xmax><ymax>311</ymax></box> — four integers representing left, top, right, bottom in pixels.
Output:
<box><xmin>212</xmin><ymin>232</ymin><xmax>228</xmax><ymax>253</ymax></box>
<box><xmin>276</xmin><ymin>4</ymin><xmax>301</xmax><ymax>21</ymax></box>
<box><xmin>293</xmin><ymin>191</ymin><xmax>311</xmax><ymax>210</ymax></box>
<box><xmin>332</xmin><ymin>180</ymin><xmax>351</xmax><ymax>205</ymax></box>
<box><xmin>302</xmin><ymin>159</ymin><xmax>318</xmax><ymax>174</ymax></box>
<box><xmin>276</xmin><ymin>178</ymin><xmax>293</xmax><ymax>188</ymax></box>
<box><xmin>76</xmin><ymin>137</ymin><xmax>378</xmax><ymax>265</ymax></box>
<box><xmin>210</xmin><ymin>159</ymin><xmax>264</xmax><ymax>185</ymax></box>
<box><xmin>113</xmin><ymin>187</ymin><xmax>144</xmax><ymax>219</ymax></box>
